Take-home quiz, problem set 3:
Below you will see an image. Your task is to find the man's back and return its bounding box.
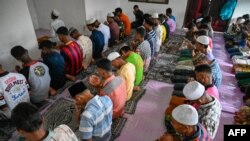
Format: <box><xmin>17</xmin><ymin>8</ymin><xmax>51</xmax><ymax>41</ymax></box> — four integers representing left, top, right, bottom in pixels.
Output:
<box><xmin>97</xmin><ymin>23</ymin><xmax>111</xmax><ymax>51</ymax></box>
<box><xmin>60</xmin><ymin>41</ymin><xmax>83</xmax><ymax>76</ymax></box>
<box><xmin>109</xmin><ymin>22</ymin><xmax>120</xmax><ymax>41</ymax></box>
<box><xmin>50</xmin><ymin>19</ymin><xmax>65</xmax><ymax>41</ymax></box>
<box><xmin>167</xmin><ymin>18</ymin><xmax>176</xmax><ymax>33</ymax></box>
<box><xmin>80</xmin><ymin>95</ymin><xmax>112</xmax><ymax>141</ymax></box>
<box><xmin>145</xmin><ymin>30</ymin><xmax>156</xmax><ymax>57</ymax></box>
<box><xmin>77</xmin><ymin>35</ymin><xmax>93</xmax><ymax>67</ymax></box>
<box><xmin>20</xmin><ymin>61</ymin><xmax>50</xmax><ymax>104</ymax></box>
<box><xmin>90</xmin><ymin>30</ymin><xmax>105</xmax><ymax>59</ymax></box>
<box><xmin>0</xmin><ymin>72</ymin><xmax>30</xmax><ymax>111</ymax></box>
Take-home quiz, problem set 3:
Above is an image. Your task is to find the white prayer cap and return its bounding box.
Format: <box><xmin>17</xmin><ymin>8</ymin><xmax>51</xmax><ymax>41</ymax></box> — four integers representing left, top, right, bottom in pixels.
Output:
<box><xmin>87</xmin><ymin>18</ymin><xmax>97</xmax><ymax>25</ymax></box>
<box><xmin>196</xmin><ymin>35</ymin><xmax>209</xmax><ymax>45</ymax></box>
<box><xmin>172</xmin><ymin>104</ymin><xmax>199</xmax><ymax>126</ymax></box>
<box><xmin>107</xmin><ymin>52</ymin><xmax>120</xmax><ymax>61</ymax></box>
<box><xmin>152</xmin><ymin>12</ymin><xmax>159</xmax><ymax>19</ymax></box>
<box><xmin>183</xmin><ymin>81</ymin><xmax>205</xmax><ymax>100</ymax></box>
<box><xmin>237</xmin><ymin>18</ymin><xmax>245</xmax><ymax>24</ymax></box>
<box><xmin>52</xmin><ymin>9</ymin><xmax>60</xmax><ymax>16</ymax></box>
<box><xmin>196</xmin><ymin>18</ymin><xmax>203</xmax><ymax>23</ymax></box>
<box><xmin>107</xmin><ymin>13</ymin><xmax>114</xmax><ymax>17</ymax></box>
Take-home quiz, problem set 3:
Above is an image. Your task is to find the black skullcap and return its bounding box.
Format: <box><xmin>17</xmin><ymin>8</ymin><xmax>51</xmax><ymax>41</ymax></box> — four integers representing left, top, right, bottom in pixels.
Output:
<box><xmin>11</xmin><ymin>46</ymin><xmax>27</xmax><ymax>59</ymax></box>
<box><xmin>68</xmin><ymin>81</ymin><xmax>87</xmax><ymax>98</ymax></box>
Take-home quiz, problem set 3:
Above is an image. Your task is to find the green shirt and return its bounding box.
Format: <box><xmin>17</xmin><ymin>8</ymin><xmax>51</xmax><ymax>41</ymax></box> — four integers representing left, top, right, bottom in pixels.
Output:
<box><xmin>126</xmin><ymin>52</ymin><xmax>144</xmax><ymax>85</ymax></box>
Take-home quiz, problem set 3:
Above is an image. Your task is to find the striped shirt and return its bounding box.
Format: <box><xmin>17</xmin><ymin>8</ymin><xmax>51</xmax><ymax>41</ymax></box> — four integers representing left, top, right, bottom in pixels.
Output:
<box><xmin>100</xmin><ymin>75</ymin><xmax>127</xmax><ymax>119</ymax></box>
<box><xmin>184</xmin><ymin>123</ymin><xmax>212</xmax><ymax>141</ymax></box>
<box><xmin>60</xmin><ymin>41</ymin><xmax>83</xmax><ymax>76</ymax></box>
<box><xmin>79</xmin><ymin>95</ymin><xmax>112</xmax><ymax>141</ymax></box>
<box><xmin>145</xmin><ymin>29</ymin><xmax>156</xmax><ymax>57</ymax></box>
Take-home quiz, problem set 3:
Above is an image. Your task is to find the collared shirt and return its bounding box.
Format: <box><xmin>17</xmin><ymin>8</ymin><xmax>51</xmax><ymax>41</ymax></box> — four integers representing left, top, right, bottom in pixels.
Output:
<box><xmin>50</xmin><ymin>19</ymin><xmax>65</xmax><ymax>42</ymax></box>
<box><xmin>97</xmin><ymin>23</ymin><xmax>110</xmax><ymax>52</ymax></box>
<box><xmin>79</xmin><ymin>95</ymin><xmax>112</xmax><ymax>141</ymax></box>
<box><xmin>100</xmin><ymin>75</ymin><xmax>127</xmax><ymax>119</ymax></box>
<box><xmin>60</xmin><ymin>41</ymin><xmax>83</xmax><ymax>76</ymax></box>
<box><xmin>137</xmin><ymin>40</ymin><xmax>151</xmax><ymax>60</ymax></box>
<box><xmin>118</xmin><ymin>62</ymin><xmax>136</xmax><ymax>101</ymax></box>
<box><xmin>0</xmin><ymin>72</ymin><xmax>30</xmax><ymax>111</ymax></box>
<box><xmin>20</xmin><ymin>61</ymin><xmax>50</xmax><ymax>103</ymax></box>
<box><xmin>210</xmin><ymin>59</ymin><xmax>222</xmax><ymax>87</ymax></box>
<box><xmin>198</xmin><ymin>97</ymin><xmax>222</xmax><ymax>139</ymax></box>
<box><xmin>184</xmin><ymin>123</ymin><xmax>212</xmax><ymax>141</ymax></box>
<box><xmin>90</xmin><ymin>30</ymin><xmax>105</xmax><ymax>59</ymax></box>
<box><xmin>126</xmin><ymin>52</ymin><xmax>144</xmax><ymax>86</ymax></box>
<box><xmin>43</xmin><ymin>124</ymin><xmax>78</xmax><ymax>141</ymax></box>
<box><xmin>206</xmin><ymin>85</ymin><xmax>220</xmax><ymax>100</ymax></box>
<box><xmin>42</xmin><ymin>51</ymin><xmax>66</xmax><ymax>89</ymax></box>
<box><xmin>77</xmin><ymin>35</ymin><xmax>93</xmax><ymax>67</ymax></box>
<box><xmin>120</xmin><ymin>13</ymin><xmax>131</xmax><ymax>36</ymax></box>
<box><xmin>145</xmin><ymin>29</ymin><xmax>156</xmax><ymax>57</ymax></box>
<box><xmin>108</xmin><ymin>21</ymin><xmax>120</xmax><ymax>41</ymax></box>
<box><xmin>154</xmin><ymin>24</ymin><xmax>163</xmax><ymax>52</ymax></box>
<box><xmin>167</xmin><ymin>18</ymin><xmax>176</xmax><ymax>33</ymax></box>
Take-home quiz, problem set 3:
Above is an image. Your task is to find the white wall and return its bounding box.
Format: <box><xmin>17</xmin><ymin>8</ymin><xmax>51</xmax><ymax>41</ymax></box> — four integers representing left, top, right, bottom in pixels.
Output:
<box><xmin>27</xmin><ymin>0</ymin><xmax>39</xmax><ymax>29</ymax></box>
<box><xmin>120</xmin><ymin>0</ymin><xmax>188</xmax><ymax>29</ymax></box>
<box><xmin>0</xmin><ymin>0</ymin><xmax>39</xmax><ymax>71</ymax></box>
<box><xmin>34</xmin><ymin>0</ymin><xmax>86</xmax><ymax>33</ymax></box>
<box><xmin>230</xmin><ymin>0</ymin><xmax>250</xmax><ymax>23</ymax></box>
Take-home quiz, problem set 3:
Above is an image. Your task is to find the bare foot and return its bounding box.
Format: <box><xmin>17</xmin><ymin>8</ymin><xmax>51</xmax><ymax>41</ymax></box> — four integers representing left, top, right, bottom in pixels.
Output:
<box><xmin>49</xmin><ymin>87</ymin><xmax>57</xmax><ymax>96</ymax></box>
<box><xmin>133</xmin><ymin>86</ymin><xmax>141</xmax><ymax>92</ymax></box>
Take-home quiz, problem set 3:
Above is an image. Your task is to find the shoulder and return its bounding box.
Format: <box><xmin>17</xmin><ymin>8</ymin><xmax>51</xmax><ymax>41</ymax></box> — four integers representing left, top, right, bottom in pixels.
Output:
<box><xmin>52</xmin><ymin>124</ymin><xmax>77</xmax><ymax>140</ymax></box>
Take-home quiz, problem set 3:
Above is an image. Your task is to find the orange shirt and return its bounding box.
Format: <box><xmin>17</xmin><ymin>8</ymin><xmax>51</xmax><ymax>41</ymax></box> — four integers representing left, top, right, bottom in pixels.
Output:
<box><xmin>120</xmin><ymin>13</ymin><xmax>131</xmax><ymax>36</ymax></box>
<box><xmin>100</xmin><ymin>75</ymin><xmax>127</xmax><ymax>119</ymax></box>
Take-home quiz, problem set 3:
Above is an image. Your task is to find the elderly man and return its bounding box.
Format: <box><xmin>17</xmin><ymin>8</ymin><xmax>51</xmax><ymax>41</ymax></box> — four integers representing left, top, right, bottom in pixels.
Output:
<box><xmin>106</xmin><ymin>13</ymin><xmax>120</xmax><ymax>46</ymax></box>
<box><xmin>68</xmin><ymin>82</ymin><xmax>113</xmax><ymax>141</ymax></box>
<box><xmin>157</xmin><ymin>104</ymin><xmax>211</xmax><ymax>141</ymax></box>
<box><xmin>115</xmin><ymin>8</ymin><xmax>131</xmax><ymax>37</ymax></box>
<box><xmin>107</xmin><ymin>52</ymin><xmax>136</xmax><ymax>101</ymax></box>
<box><xmin>69</xmin><ymin>27</ymin><xmax>93</xmax><ymax>68</ymax></box>
<box><xmin>50</xmin><ymin>9</ymin><xmax>65</xmax><ymax>42</ymax></box>
<box><xmin>95</xmin><ymin>19</ymin><xmax>111</xmax><ymax>52</ymax></box>
<box><xmin>89</xmin><ymin>59</ymin><xmax>127</xmax><ymax>119</ymax></box>
<box><xmin>183</xmin><ymin>81</ymin><xmax>222</xmax><ymax>139</ymax></box>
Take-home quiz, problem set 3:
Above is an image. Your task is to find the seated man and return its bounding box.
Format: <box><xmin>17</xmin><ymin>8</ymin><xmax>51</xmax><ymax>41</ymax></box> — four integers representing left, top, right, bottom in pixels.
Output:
<box><xmin>183</xmin><ymin>81</ymin><xmax>222</xmax><ymax>139</ymax></box>
<box><xmin>195</xmin><ymin>35</ymin><xmax>214</xmax><ymax>61</ymax></box>
<box><xmin>106</xmin><ymin>13</ymin><xmax>120</xmax><ymax>47</ymax></box>
<box><xmin>50</xmin><ymin>9</ymin><xmax>65</xmax><ymax>42</ymax></box>
<box><xmin>68</xmin><ymin>82</ymin><xmax>112</xmax><ymax>141</ymax></box>
<box><xmin>143</xmin><ymin>17</ymin><xmax>157</xmax><ymax>57</ymax></box>
<box><xmin>56</xmin><ymin>26</ymin><xmax>83</xmax><ymax>80</ymax></box>
<box><xmin>39</xmin><ymin>40</ymin><xmax>66</xmax><ymax>95</ymax></box>
<box><xmin>195</xmin><ymin>64</ymin><xmax>220</xmax><ymax>100</ymax></box>
<box><xmin>131</xmin><ymin>5</ymin><xmax>144</xmax><ymax>28</ymax></box>
<box><xmin>11</xmin><ymin>102</ymin><xmax>78</xmax><ymax>141</ymax></box>
<box><xmin>120</xmin><ymin>46</ymin><xmax>144</xmax><ymax>87</ymax></box>
<box><xmin>95</xmin><ymin>19</ymin><xmax>111</xmax><ymax>52</ymax></box>
<box><xmin>115</xmin><ymin>8</ymin><xmax>131</xmax><ymax>37</ymax></box>
<box><xmin>107</xmin><ymin>52</ymin><xmax>136</xmax><ymax>101</ymax></box>
<box><xmin>11</xmin><ymin>46</ymin><xmax>50</xmax><ymax>107</ymax></box>
<box><xmin>186</xmin><ymin>22</ymin><xmax>198</xmax><ymax>43</ymax></box>
<box><xmin>0</xmin><ymin>64</ymin><xmax>30</xmax><ymax>118</ymax></box>
<box><xmin>152</xmin><ymin>13</ymin><xmax>163</xmax><ymax>57</ymax></box>
<box><xmin>192</xmin><ymin>52</ymin><xmax>222</xmax><ymax>87</ymax></box>
<box><xmin>87</xmin><ymin>18</ymin><xmax>105</xmax><ymax>60</ymax></box>
<box><xmin>69</xmin><ymin>27</ymin><xmax>93</xmax><ymax>68</ymax></box>
<box><xmin>157</xmin><ymin>104</ymin><xmax>212</xmax><ymax>141</ymax></box>
<box><xmin>89</xmin><ymin>59</ymin><xmax>127</xmax><ymax>119</ymax></box>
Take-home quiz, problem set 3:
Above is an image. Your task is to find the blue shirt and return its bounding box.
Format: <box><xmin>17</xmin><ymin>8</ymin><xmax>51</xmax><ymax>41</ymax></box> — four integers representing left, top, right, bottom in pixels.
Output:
<box><xmin>79</xmin><ymin>95</ymin><xmax>113</xmax><ymax>141</ymax></box>
<box><xmin>90</xmin><ymin>30</ymin><xmax>105</xmax><ymax>59</ymax></box>
<box><xmin>170</xmin><ymin>15</ymin><xmax>176</xmax><ymax>21</ymax></box>
<box><xmin>184</xmin><ymin>123</ymin><xmax>212</xmax><ymax>141</ymax></box>
<box><xmin>145</xmin><ymin>29</ymin><xmax>156</xmax><ymax>57</ymax></box>
<box><xmin>210</xmin><ymin>59</ymin><xmax>222</xmax><ymax>87</ymax></box>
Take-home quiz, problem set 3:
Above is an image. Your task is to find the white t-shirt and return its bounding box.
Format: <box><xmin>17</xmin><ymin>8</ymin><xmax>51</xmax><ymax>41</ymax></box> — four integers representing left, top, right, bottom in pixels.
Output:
<box><xmin>50</xmin><ymin>19</ymin><xmax>65</xmax><ymax>42</ymax></box>
<box><xmin>77</xmin><ymin>35</ymin><xmax>93</xmax><ymax>67</ymax></box>
<box><xmin>0</xmin><ymin>72</ymin><xmax>30</xmax><ymax>111</ymax></box>
<box><xmin>154</xmin><ymin>24</ymin><xmax>163</xmax><ymax>52</ymax></box>
<box><xmin>97</xmin><ymin>23</ymin><xmax>111</xmax><ymax>52</ymax></box>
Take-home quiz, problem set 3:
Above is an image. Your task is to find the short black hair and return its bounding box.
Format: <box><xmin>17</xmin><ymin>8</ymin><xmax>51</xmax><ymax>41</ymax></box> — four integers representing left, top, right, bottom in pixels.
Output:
<box><xmin>56</xmin><ymin>26</ymin><xmax>69</xmax><ymax>35</ymax></box>
<box><xmin>195</xmin><ymin>64</ymin><xmax>212</xmax><ymax>74</ymax></box>
<box><xmin>143</xmin><ymin>13</ymin><xmax>152</xmax><ymax>19</ymax></box>
<box><xmin>166</xmin><ymin>8</ymin><xmax>172</xmax><ymax>14</ymax></box>
<box><xmin>115</xmin><ymin>8</ymin><xmax>122</xmax><ymax>13</ymax></box>
<box><xmin>199</xmin><ymin>24</ymin><xmax>210</xmax><ymax>30</ymax></box>
<box><xmin>243</xmin><ymin>14</ymin><xmax>250</xmax><ymax>21</ymax></box>
<box><xmin>144</xmin><ymin>17</ymin><xmax>154</xmax><ymax>26</ymax></box>
<box><xmin>11</xmin><ymin>46</ymin><xmax>28</xmax><ymax>59</ymax></box>
<box><xmin>195</xmin><ymin>29</ymin><xmax>209</xmax><ymax>36</ymax></box>
<box><xmin>134</xmin><ymin>5</ymin><xmax>139</xmax><ymax>9</ymax></box>
<box><xmin>11</xmin><ymin>102</ymin><xmax>42</xmax><ymax>132</ymax></box>
<box><xmin>187</xmin><ymin>22</ymin><xmax>196</xmax><ymax>30</ymax></box>
<box><xmin>68</xmin><ymin>81</ymin><xmax>88</xmax><ymax>98</ymax></box>
<box><xmin>201</xmin><ymin>16</ymin><xmax>212</xmax><ymax>24</ymax></box>
<box><xmin>96</xmin><ymin>58</ymin><xmax>112</xmax><ymax>72</ymax></box>
<box><xmin>136</xmin><ymin>27</ymin><xmax>146</xmax><ymax>37</ymax></box>
<box><xmin>39</xmin><ymin>40</ymin><xmax>55</xmax><ymax>49</ymax></box>
<box><xmin>119</xmin><ymin>45</ymin><xmax>131</xmax><ymax>54</ymax></box>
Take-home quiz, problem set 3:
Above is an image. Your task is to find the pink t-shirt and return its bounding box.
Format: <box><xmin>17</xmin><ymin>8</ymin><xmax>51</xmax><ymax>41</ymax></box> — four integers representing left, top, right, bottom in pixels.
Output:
<box><xmin>209</xmin><ymin>37</ymin><xmax>213</xmax><ymax>50</ymax></box>
<box><xmin>206</xmin><ymin>85</ymin><xmax>220</xmax><ymax>100</ymax></box>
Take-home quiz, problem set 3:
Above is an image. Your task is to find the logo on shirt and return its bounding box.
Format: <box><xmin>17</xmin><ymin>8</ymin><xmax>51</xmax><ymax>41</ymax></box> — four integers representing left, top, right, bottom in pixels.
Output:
<box><xmin>34</xmin><ymin>66</ymin><xmax>45</xmax><ymax>76</ymax></box>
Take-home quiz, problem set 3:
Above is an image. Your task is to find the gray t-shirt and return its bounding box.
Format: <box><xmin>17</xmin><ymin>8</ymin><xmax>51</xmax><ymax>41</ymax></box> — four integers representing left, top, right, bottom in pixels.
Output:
<box><xmin>136</xmin><ymin>40</ymin><xmax>151</xmax><ymax>59</ymax></box>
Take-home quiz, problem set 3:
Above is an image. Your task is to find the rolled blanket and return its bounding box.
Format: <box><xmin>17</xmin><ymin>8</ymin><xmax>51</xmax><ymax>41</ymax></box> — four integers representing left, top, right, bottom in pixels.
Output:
<box><xmin>177</xmin><ymin>57</ymin><xmax>192</xmax><ymax>62</ymax></box>
<box><xmin>238</xmin><ymin>78</ymin><xmax>250</xmax><ymax>87</ymax></box>
<box><xmin>177</xmin><ymin>60</ymin><xmax>194</xmax><ymax>66</ymax></box>
<box><xmin>175</xmin><ymin>65</ymin><xmax>195</xmax><ymax>71</ymax></box>
<box><xmin>174</xmin><ymin>83</ymin><xmax>186</xmax><ymax>91</ymax></box>
<box><xmin>236</xmin><ymin>72</ymin><xmax>250</xmax><ymax>80</ymax></box>
<box><xmin>173</xmin><ymin>69</ymin><xmax>195</xmax><ymax>76</ymax></box>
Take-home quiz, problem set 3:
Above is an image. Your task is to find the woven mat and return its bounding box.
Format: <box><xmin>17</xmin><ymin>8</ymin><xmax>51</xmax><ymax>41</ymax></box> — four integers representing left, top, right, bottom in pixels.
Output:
<box><xmin>43</xmin><ymin>98</ymin><xmax>78</xmax><ymax>132</ymax></box>
<box><xmin>110</xmin><ymin>117</ymin><xmax>128</xmax><ymax>141</ymax></box>
<box><xmin>124</xmin><ymin>89</ymin><xmax>146</xmax><ymax>114</ymax></box>
<box><xmin>0</xmin><ymin>118</ymin><xmax>15</xmax><ymax>141</ymax></box>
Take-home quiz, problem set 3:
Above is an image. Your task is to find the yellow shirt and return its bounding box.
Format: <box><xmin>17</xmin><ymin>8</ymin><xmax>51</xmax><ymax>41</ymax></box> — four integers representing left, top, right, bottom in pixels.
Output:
<box><xmin>161</xmin><ymin>25</ymin><xmax>167</xmax><ymax>44</ymax></box>
<box><xmin>118</xmin><ymin>62</ymin><xmax>136</xmax><ymax>101</ymax></box>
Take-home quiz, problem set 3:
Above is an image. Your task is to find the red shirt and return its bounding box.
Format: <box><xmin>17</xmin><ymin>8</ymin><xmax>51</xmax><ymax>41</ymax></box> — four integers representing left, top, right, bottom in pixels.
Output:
<box><xmin>60</xmin><ymin>41</ymin><xmax>83</xmax><ymax>76</ymax></box>
<box><xmin>120</xmin><ymin>13</ymin><xmax>131</xmax><ymax>36</ymax></box>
